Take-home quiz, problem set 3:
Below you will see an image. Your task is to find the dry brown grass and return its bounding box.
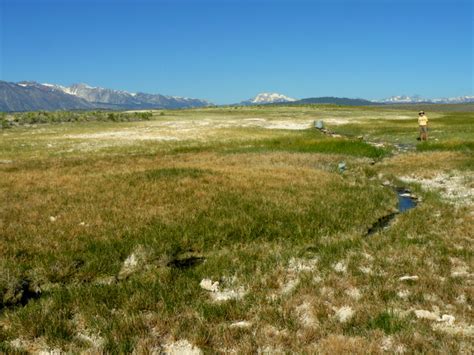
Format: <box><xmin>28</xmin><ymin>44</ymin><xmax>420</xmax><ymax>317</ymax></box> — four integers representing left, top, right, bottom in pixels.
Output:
<box><xmin>0</xmin><ymin>151</ymin><xmax>359</xmax><ymax>247</ymax></box>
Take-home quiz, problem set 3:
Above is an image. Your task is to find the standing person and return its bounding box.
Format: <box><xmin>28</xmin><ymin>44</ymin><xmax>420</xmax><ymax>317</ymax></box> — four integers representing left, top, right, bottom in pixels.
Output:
<box><xmin>418</xmin><ymin>111</ymin><xmax>428</xmax><ymax>141</ymax></box>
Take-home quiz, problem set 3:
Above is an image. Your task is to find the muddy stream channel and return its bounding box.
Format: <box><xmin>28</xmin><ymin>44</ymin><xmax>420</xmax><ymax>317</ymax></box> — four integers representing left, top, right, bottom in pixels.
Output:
<box><xmin>314</xmin><ymin>121</ymin><xmax>420</xmax><ymax>236</ymax></box>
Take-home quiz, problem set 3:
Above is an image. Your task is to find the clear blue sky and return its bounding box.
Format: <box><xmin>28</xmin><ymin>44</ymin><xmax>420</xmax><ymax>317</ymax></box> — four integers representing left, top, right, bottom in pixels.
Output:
<box><xmin>1</xmin><ymin>0</ymin><xmax>472</xmax><ymax>104</ymax></box>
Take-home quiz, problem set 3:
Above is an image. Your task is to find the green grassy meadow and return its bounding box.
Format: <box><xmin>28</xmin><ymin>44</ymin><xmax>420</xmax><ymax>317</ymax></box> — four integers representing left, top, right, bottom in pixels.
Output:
<box><xmin>0</xmin><ymin>105</ymin><xmax>472</xmax><ymax>353</ymax></box>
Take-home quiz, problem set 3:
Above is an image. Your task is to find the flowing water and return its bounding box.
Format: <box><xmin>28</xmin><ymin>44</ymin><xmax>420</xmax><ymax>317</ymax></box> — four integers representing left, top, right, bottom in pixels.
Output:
<box><xmin>367</xmin><ymin>188</ymin><xmax>418</xmax><ymax>236</ymax></box>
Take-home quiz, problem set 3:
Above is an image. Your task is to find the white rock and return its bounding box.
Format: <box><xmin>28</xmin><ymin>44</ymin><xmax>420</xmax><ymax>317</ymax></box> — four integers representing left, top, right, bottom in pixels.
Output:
<box><xmin>399</xmin><ymin>275</ymin><xmax>418</xmax><ymax>281</ymax></box>
<box><xmin>258</xmin><ymin>345</ymin><xmax>286</xmax><ymax>354</ymax></box>
<box><xmin>395</xmin><ymin>345</ymin><xmax>407</xmax><ymax>353</ymax></box>
<box><xmin>281</xmin><ymin>278</ymin><xmax>299</xmax><ymax>295</ymax></box>
<box><xmin>123</xmin><ymin>253</ymin><xmax>138</xmax><ymax>269</ymax></box>
<box><xmin>76</xmin><ymin>331</ymin><xmax>105</xmax><ymax>348</ymax></box>
<box><xmin>118</xmin><ymin>246</ymin><xmax>147</xmax><ymax>278</ymax></box>
<box><xmin>313</xmin><ymin>275</ymin><xmax>323</xmax><ymax>283</ymax></box>
<box><xmin>380</xmin><ymin>336</ymin><xmax>393</xmax><ymax>351</ymax></box>
<box><xmin>397</xmin><ymin>290</ymin><xmax>411</xmax><ymax>299</ymax></box>
<box><xmin>210</xmin><ymin>288</ymin><xmax>246</xmax><ymax>302</ymax></box>
<box><xmin>287</xmin><ymin>257</ymin><xmax>318</xmax><ymax>273</ymax></box>
<box><xmin>230</xmin><ymin>321</ymin><xmax>252</xmax><ymax>328</ymax></box>
<box><xmin>359</xmin><ymin>266</ymin><xmax>372</xmax><ymax>274</ymax></box>
<box><xmin>200</xmin><ymin>279</ymin><xmax>220</xmax><ymax>292</ymax></box>
<box><xmin>49</xmin><ymin>216</ymin><xmax>57</xmax><ymax>222</ymax></box>
<box><xmin>455</xmin><ymin>294</ymin><xmax>466</xmax><ymax>304</ymax></box>
<box><xmin>438</xmin><ymin>314</ymin><xmax>455</xmax><ymax>325</ymax></box>
<box><xmin>38</xmin><ymin>350</ymin><xmax>61</xmax><ymax>355</ymax></box>
<box><xmin>163</xmin><ymin>339</ymin><xmax>202</xmax><ymax>355</ymax></box>
<box><xmin>424</xmin><ymin>294</ymin><xmax>440</xmax><ymax>303</ymax></box>
<box><xmin>9</xmin><ymin>338</ymin><xmax>28</xmax><ymax>350</ymax></box>
<box><xmin>362</xmin><ymin>252</ymin><xmax>374</xmax><ymax>261</ymax></box>
<box><xmin>432</xmin><ymin>322</ymin><xmax>474</xmax><ymax>336</ymax></box>
<box><xmin>333</xmin><ymin>261</ymin><xmax>347</xmax><ymax>273</ymax></box>
<box><xmin>414</xmin><ymin>310</ymin><xmax>439</xmax><ymax>321</ymax></box>
<box><xmin>296</xmin><ymin>302</ymin><xmax>318</xmax><ymax>328</ymax></box>
<box><xmin>451</xmin><ymin>266</ymin><xmax>470</xmax><ymax>277</ymax></box>
<box><xmin>335</xmin><ymin>306</ymin><xmax>354</xmax><ymax>323</ymax></box>
<box><xmin>345</xmin><ymin>287</ymin><xmax>362</xmax><ymax>301</ymax></box>
<box><xmin>200</xmin><ymin>278</ymin><xmax>246</xmax><ymax>302</ymax></box>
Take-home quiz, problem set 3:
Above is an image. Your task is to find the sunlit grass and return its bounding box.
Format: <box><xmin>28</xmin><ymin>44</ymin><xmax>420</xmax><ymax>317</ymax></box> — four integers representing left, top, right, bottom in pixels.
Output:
<box><xmin>0</xmin><ymin>105</ymin><xmax>472</xmax><ymax>352</ymax></box>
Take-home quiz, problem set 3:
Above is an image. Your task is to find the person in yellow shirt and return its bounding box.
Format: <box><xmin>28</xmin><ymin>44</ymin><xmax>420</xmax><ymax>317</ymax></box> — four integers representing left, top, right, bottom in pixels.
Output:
<box><xmin>418</xmin><ymin>111</ymin><xmax>428</xmax><ymax>141</ymax></box>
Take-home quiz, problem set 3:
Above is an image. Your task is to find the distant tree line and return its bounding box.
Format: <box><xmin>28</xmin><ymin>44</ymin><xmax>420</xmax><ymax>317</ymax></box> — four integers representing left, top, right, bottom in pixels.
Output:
<box><xmin>0</xmin><ymin>110</ymin><xmax>153</xmax><ymax>128</ymax></box>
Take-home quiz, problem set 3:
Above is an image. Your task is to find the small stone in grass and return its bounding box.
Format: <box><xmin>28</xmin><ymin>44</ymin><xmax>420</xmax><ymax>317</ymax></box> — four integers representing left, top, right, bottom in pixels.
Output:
<box><xmin>200</xmin><ymin>278</ymin><xmax>246</xmax><ymax>302</ymax></box>
<box><xmin>200</xmin><ymin>279</ymin><xmax>219</xmax><ymax>292</ymax></box>
<box><xmin>399</xmin><ymin>275</ymin><xmax>418</xmax><ymax>281</ymax></box>
<box><xmin>49</xmin><ymin>216</ymin><xmax>57</xmax><ymax>222</ymax></box>
<box><xmin>414</xmin><ymin>310</ymin><xmax>456</xmax><ymax>325</ymax></box>
<box><xmin>359</xmin><ymin>266</ymin><xmax>372</xmax><ymax>274</ymax></box>
<box><xmin>210</xmin><ymin>288</ymin><xmax>246</xmax><ymax>302</ymax></box>
<box><xmin>397</xmin><ymin>289</ymin><xmax>411</xmax><ymax>299</ymax></box>
<box><xmin>438</xmin><ymin>314</ymin><xmax>455</xmax><ymax>325</ymax></box>
<box><xmin>451</xmin><ymin>266</ymin><xmax>470</xmax><ymax>278</ymax></box>
<box><xmin>334</xmin><ymin>306</ymin><xmax>354</xmax><ymax>323</ymax></box>
<box><xmin>414</xmin><ymin>309</ymin><xmax>439</xmax><ymax>321</ymax></box>
<box><xmin>230</xmin><ymin>321</ymin><xmax>252</xmax><ymax>328</ymax></box>
<box><xmin>345</xmin><ymin>287</ymin><xmax>362</xmax><ymax>301</ymax></box>
<box><xmin>333</xmin><ymin>261</ymin><xmax>347</xmax><ymax>273</ymax></box>
<box><xmin>163</xmin><ymin>339</ymin><xmax>202</xmax><ymax>355</ymax></box>
<box><xmin>118</xmin><ymin>246</ymin><xmax>147</xmax><ymax>279</ymax></box>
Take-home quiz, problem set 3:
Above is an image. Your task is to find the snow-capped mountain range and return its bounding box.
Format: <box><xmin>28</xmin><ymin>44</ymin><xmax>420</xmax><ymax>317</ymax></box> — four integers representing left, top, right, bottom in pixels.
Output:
<box><xmin>240</xmin><ymin>93</ymin><xmax>474</xmax><ymax>105</ymax></box>
<box><xmin>2</xmin><ymin>81</ymin><xmax>212</xmax><ymax>111</ymax></box>
<box><xmin>376</xmin><ymin>95</ymin><xmax>474</xmax><ymax>104</ymax></box>
<box><xmin>1</xmin><ymin>81</ymin><xmax>472</xmax><ymax>112</ymax></box>
<box><xmin>40</xmin><ymin>82</ymin><xmax>213</xmax><ymax>108</ymax></box>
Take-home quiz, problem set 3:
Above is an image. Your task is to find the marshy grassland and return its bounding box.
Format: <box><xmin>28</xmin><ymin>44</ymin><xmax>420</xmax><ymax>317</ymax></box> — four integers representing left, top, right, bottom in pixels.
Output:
<box><xmin>0</xmin><ymin>105</ymin><xmax>472</xmax><ymax>353</ymax></box>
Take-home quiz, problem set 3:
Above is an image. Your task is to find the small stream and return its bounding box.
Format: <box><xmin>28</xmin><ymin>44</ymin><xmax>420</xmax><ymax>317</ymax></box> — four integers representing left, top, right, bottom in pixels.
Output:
<box><xmin>312</xmin><ymin>124</ymin><xmax>420</xmax><ymax>236</ymax></box>
<box><xmin>367</xmin><ymin>188</ymin><xmax>418</xmax><ymax>236</ymax></box>
<box><xmin>396</xmin><ymin>188</ymin><xmax>417</xmax><ymax>212</ymax></box>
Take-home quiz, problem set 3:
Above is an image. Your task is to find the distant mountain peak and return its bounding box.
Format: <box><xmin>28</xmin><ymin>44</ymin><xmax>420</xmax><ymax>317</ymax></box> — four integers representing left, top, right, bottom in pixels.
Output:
<box><xmin>241</xmin><ymin>92</ymin><xmax>296</xmax><ymax>105</ymax></box>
